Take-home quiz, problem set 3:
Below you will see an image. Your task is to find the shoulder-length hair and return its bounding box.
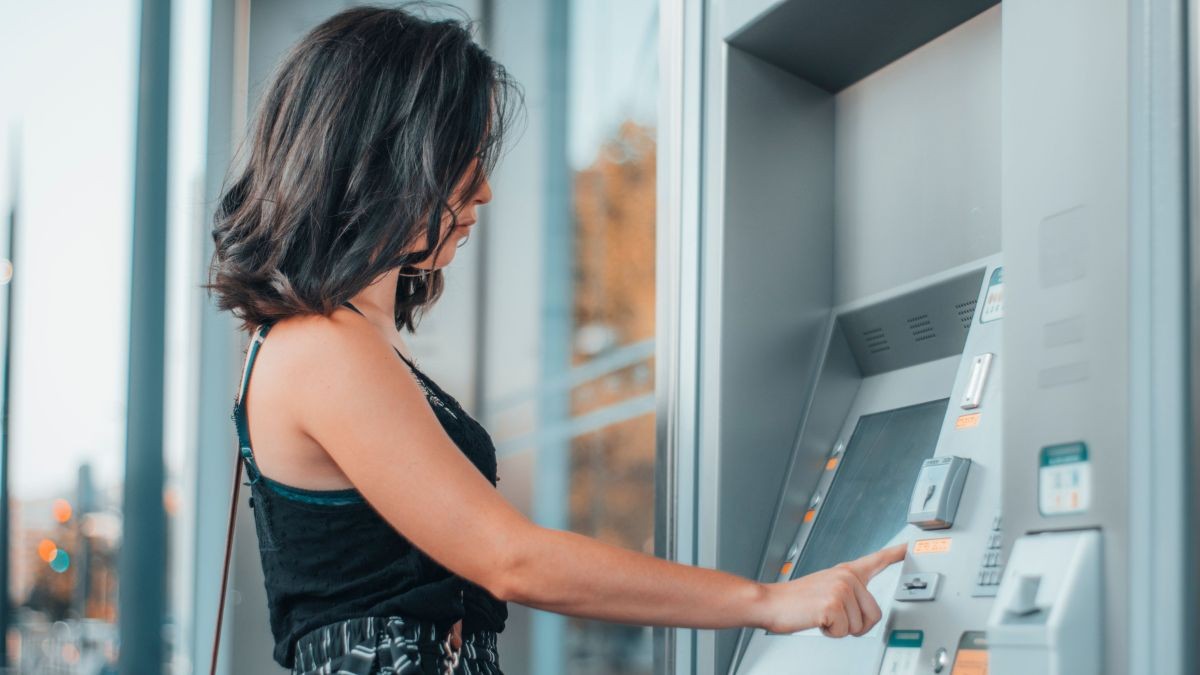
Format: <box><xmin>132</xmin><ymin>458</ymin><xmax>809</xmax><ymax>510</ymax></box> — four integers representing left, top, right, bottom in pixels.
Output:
<box><xmin>206</xmin><ymin>4</ymin><xmax>521</xmax><ymax>333</ymax></box>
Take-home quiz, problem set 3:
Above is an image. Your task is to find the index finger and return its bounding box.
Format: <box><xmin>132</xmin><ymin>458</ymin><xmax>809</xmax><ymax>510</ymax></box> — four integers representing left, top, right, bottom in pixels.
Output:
<box><xmin>844</xmin><ymin>543</ymin><xmax>907</xmax><ymax>582</ymax></box>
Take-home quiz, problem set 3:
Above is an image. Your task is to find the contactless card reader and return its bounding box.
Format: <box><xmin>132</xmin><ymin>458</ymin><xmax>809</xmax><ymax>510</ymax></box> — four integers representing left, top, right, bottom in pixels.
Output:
<box><xmin>907</xmin><ymin>456</ymin><xmax>971</xmax><ymax>530</ymax></box>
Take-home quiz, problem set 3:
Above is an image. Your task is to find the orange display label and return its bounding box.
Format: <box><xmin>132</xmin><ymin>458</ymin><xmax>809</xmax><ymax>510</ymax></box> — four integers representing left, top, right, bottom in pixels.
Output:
<box><xmin>780</xmin><ymin>561</ymin><xmax>794</xmax><ymax>576</ymax></box>
<box><xmin>956</xmin><ymin>413</ymin><xmax>982</xmax><ymax>429</ymax></box>
<box><xmin>825</xmin><ymin>457</ymin><xmax>839</xmax><ymax>471</ymax></box>
<box><xmin>803</xmin><ymin>509</ymin><xmax>816</xmax><ymax>523</ymax></box>
<box><xmin>913</xmin><ymin>538</ymin><xmax>952</xmax><ymax>554</ymax></box>
<box><xmin>951</xmin><ymin>649</ymin><xmax>988</xmax><ymax>675</ymax></box>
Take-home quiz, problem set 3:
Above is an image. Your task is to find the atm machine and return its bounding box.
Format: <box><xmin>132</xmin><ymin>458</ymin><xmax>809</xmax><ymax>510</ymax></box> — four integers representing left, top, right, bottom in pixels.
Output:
<box><xmin>668</xmin><ymin>0</ymin><xmax>1195</xmax><ymax>674</ymax></box>
<box><xmin>734</xmin><ymin>259</ymin><xmax>1008</xmax><ymax>675</ymax></box>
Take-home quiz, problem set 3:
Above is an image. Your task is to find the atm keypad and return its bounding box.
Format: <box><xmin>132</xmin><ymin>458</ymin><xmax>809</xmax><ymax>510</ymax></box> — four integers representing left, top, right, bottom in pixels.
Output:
<box><xmin>971</xmin><ymin>511</ymin><xmax>1005</xmax><ymax>597</ymax></box>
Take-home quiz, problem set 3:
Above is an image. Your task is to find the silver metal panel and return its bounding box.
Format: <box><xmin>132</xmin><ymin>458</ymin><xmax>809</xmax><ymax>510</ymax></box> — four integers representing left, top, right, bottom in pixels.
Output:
<box><xmin>1128</xmin><ymin>0</ymin><xmax>1189</xmax><ymax>673</ymax></box>
<box><xmin>694</xmin><ymin>13</ymin><xmax>729</xmax><ymax>671</ymax></box>
<box><xmin>997</xmin><ymin>1</ymin><xmax>1179</xmax><ymax>673</ymax></box>
<box><xmin>1189</xmin><ymin>2</ymin><xmax>1200</xmax><ymax>672</ymax></box>
<box><xmin>833</xmin><ymin>6</ymin><xmax>1000</xmax><ymax>305</ymax></box>
<box><xmin>710</xmin><ymin>46</ymin><xmax>836</xmax><ymax>675</ymax></box>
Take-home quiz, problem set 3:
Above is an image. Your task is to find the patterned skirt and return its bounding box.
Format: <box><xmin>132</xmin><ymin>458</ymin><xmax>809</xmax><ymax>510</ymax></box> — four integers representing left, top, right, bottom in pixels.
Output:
<box><xmin>290</xmin><ymin>615</ymin><xmax>502</xmax><ymax>675</ymax></box>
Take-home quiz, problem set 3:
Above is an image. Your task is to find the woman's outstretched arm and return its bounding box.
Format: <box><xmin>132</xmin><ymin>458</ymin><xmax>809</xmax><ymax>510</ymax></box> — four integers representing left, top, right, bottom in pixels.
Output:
<box><xmin>290</xmin><ymin>315</ymin><xmax>904</xmax><ymax>637</ymax></box>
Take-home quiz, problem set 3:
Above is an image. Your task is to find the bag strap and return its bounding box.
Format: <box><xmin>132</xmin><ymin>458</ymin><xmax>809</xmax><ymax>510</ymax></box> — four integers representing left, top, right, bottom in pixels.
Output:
<box><xmin>211</xmin><ymin>448</ymin><xmax>243</xmax><ymax>675</ymax></box>
<box><xmin>211</xmin><ymin>325</ymin><xmax>267</xmax><ymax>675</ymax></box>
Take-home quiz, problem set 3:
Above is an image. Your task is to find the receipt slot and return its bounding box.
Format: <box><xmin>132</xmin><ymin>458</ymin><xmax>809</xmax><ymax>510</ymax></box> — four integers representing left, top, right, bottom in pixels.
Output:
<box><xmin>986</xmin><ymin>530</ymin><xmax>1102</xmax><ymax>675</ymax></box>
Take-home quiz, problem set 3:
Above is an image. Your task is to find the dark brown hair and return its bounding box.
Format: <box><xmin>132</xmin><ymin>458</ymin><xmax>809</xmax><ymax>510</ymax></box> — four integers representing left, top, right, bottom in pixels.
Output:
<box><xmin>206</xmin><ymin>4</ymin><xmax>521</xmax><ymax>332</ymax></box>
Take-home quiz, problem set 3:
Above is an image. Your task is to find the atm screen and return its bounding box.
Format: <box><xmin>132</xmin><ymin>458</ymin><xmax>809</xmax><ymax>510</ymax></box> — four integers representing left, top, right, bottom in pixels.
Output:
<box><xmin>791</xmin><ymin>398</ymin><xmax>949</xmax><ymax>580</ymax></box>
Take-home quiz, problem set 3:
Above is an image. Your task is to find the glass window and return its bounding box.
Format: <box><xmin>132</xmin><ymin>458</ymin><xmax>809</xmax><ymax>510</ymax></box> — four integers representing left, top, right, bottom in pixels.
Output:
<box><xmin>481</xmin><ymin>1</ymin><xmax>659</xmax><ymax>673</ymax></box>
<box><xmin>0</xmin><ymin>2</ymin><xmax>138</xmax><ymax>672</ymax></box>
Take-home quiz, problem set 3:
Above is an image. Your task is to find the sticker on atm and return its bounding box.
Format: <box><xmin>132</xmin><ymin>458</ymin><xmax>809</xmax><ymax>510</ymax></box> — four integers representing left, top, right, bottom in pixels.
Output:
<box><xmin>1038</xmin><ymin>442</ymin><xmax>1091</xmax><ymax>516</ymax></box>
<box><xmin>979</xmin><ymin>267</ymin><xmax>1004</xmax><ymax>324</ymax></box>
<box><xmin>877</xmin><ymin>630</ymin><xmax>923</xmax><ymax>675</ymax></box>
<box><xmin>951</xmin><ymin>631</ymin><xmax>988</xmax><ymax>675</ymax></box>
<box><xmin>913</xmin><ymin>537</ymin><xmax>952</xmax><ymax>554</ymax></box>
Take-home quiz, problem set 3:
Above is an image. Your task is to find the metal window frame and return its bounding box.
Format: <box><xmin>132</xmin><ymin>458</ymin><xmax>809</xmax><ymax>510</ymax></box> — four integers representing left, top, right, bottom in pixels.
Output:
<box><xmin>655</xmin><ymin>0</ymin><xmax>705</xmax><ymax>674</ymax></box>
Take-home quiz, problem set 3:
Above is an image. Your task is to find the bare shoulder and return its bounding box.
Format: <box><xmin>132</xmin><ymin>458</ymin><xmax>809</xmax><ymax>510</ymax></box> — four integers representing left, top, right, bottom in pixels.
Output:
<box><xmin>260</xmin><ymin>308</ymin><xmax>410</xmax><ymax>409</ymax></box>
<box><xmin>265</xmin><ymin>306</ymin><xmax>383</xmax><ymax>358</ymax></box>
<box><xmin>260</xmin><ymin>308</ymin><xmax>436</xmax><ymax>453</ymax></box>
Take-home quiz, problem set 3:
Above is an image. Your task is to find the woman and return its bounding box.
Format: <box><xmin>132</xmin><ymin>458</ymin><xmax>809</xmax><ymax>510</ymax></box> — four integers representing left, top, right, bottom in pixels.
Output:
<box><xmin>207</xmin><ymin>6</ymin><xmax>905</xmax><ymax>674</ymax></box>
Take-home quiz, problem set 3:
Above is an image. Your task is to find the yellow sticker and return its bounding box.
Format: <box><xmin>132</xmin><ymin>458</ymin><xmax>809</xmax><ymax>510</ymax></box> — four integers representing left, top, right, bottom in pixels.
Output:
<box><xmin>913</xmin><ymin>538</ymin><xmax>952</xmax><ymax>554</ymax></box>
<box><xmin>956</xmin><ymin>413</ymin><xmax>982</xmax><ymax>429</ymax></box>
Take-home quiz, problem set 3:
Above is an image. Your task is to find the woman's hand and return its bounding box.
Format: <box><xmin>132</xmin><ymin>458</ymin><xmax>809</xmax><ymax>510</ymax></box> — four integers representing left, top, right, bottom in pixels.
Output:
<box><xmin>758</xmin><ymin>544</ymin><xmax>907</xmax><ymax>637</ymax></box>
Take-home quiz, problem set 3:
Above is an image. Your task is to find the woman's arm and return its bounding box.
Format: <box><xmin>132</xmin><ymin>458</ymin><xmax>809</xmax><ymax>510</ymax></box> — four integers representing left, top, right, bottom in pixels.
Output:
<box><xmin>291</xmin><ymin>317</ymin><xmax>903</xmax><ymax>636</ymax></box>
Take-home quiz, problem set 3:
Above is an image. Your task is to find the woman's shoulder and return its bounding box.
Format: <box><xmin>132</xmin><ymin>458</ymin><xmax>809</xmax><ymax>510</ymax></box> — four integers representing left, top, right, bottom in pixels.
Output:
<box><xmin>260</xmin><ymin>307</ymin><xmax>386</xmax><ymax>365</ymax></box>
<box><xmin>251</xmin><ymin>309</ymin><xmax>406</xmax><ymax>408</ymax></box>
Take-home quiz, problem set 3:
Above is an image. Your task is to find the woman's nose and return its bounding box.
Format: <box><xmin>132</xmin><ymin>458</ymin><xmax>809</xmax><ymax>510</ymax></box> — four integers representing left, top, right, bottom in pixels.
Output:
<box><xmin>475</xmin><ymin>177</ymin><xmax>493</xmax><ymax>205</ymax></box>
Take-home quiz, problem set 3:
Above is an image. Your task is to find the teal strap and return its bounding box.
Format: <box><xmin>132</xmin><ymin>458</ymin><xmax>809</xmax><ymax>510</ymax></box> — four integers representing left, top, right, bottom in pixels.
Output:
<box><xmin>233</xmin><ymin>323</ymin><xmax>274</xmax><ymax>484</ymax></box>
<box><xmin>231</xmin><ymin>322</ymin><xmax>364</xmax><ymax>505</ymax></box>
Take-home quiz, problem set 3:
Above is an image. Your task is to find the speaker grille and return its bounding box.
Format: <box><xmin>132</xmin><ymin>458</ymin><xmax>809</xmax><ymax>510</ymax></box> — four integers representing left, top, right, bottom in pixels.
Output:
<box><xmin>955</xmin><ymin>299</ymin><xmax>978</xmax><ymax>329</ymax></box>
<box><xmin>863</xmin><ymin>327</ymin><xmax>890</xmax><ymax>354</ymax></box>
<box><xmin>906</xmin><ymin>314</ymin><xmax>936</xmax><ymax>343</ymax></box>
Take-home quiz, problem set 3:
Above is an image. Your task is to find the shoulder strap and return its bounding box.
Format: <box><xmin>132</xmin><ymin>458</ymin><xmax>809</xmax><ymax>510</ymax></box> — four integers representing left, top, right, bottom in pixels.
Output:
<box><xmin>211</xmin><ymin>324</ymin><xmax>271</xmax><ymax>675</ymax></box>
<box><xmin>211</xmin><ymin>441</ymin><xmax>243</xmax><ymax>675</ymax></box>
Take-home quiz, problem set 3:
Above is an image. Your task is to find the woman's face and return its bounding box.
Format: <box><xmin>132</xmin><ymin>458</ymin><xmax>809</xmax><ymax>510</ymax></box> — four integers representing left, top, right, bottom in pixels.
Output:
<box><xmin>412</xmin><ymin>158</ymin><xmax>493</xmax><ymax>270</ymax></box>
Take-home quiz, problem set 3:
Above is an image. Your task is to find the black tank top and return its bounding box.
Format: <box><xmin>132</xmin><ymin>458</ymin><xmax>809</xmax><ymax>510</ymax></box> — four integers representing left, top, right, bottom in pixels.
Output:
<box><xmin>232</xmin><ymin>300</ymin><xmax>507</xmax><ymax>668</ymax></box>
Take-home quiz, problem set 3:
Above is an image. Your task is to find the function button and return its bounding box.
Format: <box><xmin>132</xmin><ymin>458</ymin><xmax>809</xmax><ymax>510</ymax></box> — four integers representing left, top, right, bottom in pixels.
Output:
<box><xmin>987</xmin><ymin>532</ymin><xmax>1003</xmax><ymax>549</ymax></box>
<box><xmin>992</xmin><ymin>513</ymin><xmax>1003</xmax><ymax>531</ymax></box>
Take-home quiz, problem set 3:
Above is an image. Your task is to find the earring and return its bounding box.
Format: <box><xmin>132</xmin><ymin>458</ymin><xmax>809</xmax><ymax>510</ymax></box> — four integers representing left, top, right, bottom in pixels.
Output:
<box><xmin>396</xmin><ymin>266</ymin><xmax>431</xmax><ymax>279</ymax></box>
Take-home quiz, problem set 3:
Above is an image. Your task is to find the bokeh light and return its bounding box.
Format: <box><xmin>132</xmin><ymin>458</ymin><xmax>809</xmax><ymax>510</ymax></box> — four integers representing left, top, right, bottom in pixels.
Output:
<box><xmin>52</xmin><ymin>498</ymin><xmax>72</xmax><ymax>523</ymax></box>
<box><xmin>49</xmin><ymin>549</ymin><xmax>70</xmax><ymax>573</ymax></box>
<box><xmin>37</xmin><ymin>539</ymin><xmax>57</xmax><ymax>562</ymax></box>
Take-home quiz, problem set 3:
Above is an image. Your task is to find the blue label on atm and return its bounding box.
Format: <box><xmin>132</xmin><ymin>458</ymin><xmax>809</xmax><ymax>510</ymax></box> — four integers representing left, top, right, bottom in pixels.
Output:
<box><xmin>886</xmin><ymin>630</ymin><xmax>924</xmax><ymax>648</ymax></box>
<box><xmin>879</xmin><ymin>630</ymin><xmax>924</xmax><ymax>675</ymax></box>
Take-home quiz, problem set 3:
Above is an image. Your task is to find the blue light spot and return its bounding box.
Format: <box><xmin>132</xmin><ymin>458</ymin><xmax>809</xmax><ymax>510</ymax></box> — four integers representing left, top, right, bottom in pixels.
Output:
<box><xmin>50</xmin><ymin>549</ymin><xmax>70</xmax><ymax>573</ymax></box>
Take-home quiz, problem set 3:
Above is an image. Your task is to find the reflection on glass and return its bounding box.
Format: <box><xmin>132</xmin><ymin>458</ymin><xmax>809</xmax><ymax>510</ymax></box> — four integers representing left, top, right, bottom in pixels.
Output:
<box><xmin>566</xmin><ymin>414</ymin><xmax>656</xmax><ymax>675</ymax></box>
<box><xmin>560</xmin><ymin>87</ymin><xmax>657</xmax><ymax>675</ymax></box>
